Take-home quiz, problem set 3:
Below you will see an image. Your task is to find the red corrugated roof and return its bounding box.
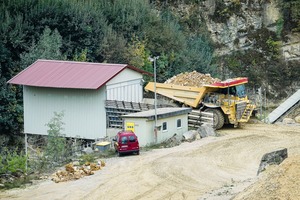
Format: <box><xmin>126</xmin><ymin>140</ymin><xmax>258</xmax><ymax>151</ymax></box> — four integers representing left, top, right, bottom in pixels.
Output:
<box><xmin>8</xmin><ymin>60</ymin><xmax>151</xmax><ymax>89</ymax></box>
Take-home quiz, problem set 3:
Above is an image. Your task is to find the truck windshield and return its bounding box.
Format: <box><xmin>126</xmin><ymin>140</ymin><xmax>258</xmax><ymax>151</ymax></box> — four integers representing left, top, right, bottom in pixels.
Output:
<box><xmin>236</xmin><ymin>85</ymin><xmax>246</xmax><ymax>98</ymax></box>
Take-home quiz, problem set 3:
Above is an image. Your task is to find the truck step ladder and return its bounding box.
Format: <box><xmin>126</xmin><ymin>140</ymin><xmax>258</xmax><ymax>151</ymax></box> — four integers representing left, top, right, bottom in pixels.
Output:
<box><xmin>239</xmin><ymin>104</ymin><xmax>255</xmax><ymax>122</ymax></box>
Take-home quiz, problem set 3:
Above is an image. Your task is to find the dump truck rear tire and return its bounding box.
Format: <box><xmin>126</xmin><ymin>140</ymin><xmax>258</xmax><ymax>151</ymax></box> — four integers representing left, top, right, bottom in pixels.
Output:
<box><xmin>205</xmin><ymin>108</ymin><xmax>225</xmax><ymax>129</ymax></box>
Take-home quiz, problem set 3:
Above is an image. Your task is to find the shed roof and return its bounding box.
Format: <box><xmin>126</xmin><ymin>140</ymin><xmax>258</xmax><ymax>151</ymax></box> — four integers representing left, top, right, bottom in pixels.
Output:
<box><xmin>122</xmin><ymin>107</ymin><xmax>192</xmax><ymax>120</ymax></box>
<box><xmin>8</xmin><ymin>59</ymin><xmax>151</xmax><ymax>89</ymax></box>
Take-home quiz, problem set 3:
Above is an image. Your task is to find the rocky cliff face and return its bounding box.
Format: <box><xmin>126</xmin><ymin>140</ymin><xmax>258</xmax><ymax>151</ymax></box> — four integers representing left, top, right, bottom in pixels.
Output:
<box><xmin>201</xmin><ymin>0</ymin><xmax>298</xmax><ymax>58</ymax></box>
<box><xmin>282</xmin><ymin>33</ymin><xmax>300</xmax><ymax>61</ymax></box>
<box><xmin>173</xmin><ymin>0</ymin><xmax>300</xmax><ymax>61</ymax></box>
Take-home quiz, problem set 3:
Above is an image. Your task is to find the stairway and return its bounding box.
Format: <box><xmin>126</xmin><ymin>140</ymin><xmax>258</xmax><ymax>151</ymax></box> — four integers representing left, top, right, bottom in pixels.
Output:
<box><xmin>239</xmin><ymin>103</ymin><xmax>255</xmax><ymax>122</ymax></box>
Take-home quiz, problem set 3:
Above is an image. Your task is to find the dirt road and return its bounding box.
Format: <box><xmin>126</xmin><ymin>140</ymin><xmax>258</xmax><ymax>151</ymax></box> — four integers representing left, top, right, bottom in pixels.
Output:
<box><xmin>1</xmin><ymin>123</ymin><xmax>300</xmax><ymax>200</ymax></box>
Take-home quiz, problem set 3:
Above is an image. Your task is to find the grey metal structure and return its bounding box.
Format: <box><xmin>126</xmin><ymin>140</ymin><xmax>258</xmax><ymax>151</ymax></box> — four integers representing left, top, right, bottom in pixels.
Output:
<box><xmin>266</xmin><ymin>89</ymin><xmax>300</xmax><ymax>123</ymax></box>
<box><xmin>105</xmin><ymin>100</ymin><xmax>173</xmax><ymax>129</ymax></box>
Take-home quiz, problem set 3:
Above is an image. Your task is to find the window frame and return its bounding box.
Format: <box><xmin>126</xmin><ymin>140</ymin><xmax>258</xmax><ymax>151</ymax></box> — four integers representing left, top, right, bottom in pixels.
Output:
<box><xmin>162</xmin><ymin>122</ymin><xmax>167</xmax><ymax>132</ymax></box>
<box><xmin>176</xmin><ymin>119</ymin><xmax>182</xmax><ymax>129</ymax></box>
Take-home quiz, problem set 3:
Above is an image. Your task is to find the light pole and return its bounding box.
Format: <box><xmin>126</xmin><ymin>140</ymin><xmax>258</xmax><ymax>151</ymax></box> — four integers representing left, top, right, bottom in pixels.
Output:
<box><xmin>149</xmin><ymin>56</ymin><xmax>159</xmax><ymax>143</ymax></box>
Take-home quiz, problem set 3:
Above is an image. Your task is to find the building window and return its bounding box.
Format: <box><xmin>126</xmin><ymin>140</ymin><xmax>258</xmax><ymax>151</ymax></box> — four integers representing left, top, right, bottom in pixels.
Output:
<box><xmin>162</xmin><ymin>122</ymin><xmax>167</xmax><ymax>131</ymax></box>
<box><xmin>177</xmin><ymin>119</ymin><xmax>182</xmax><ymax>128</ymax></box>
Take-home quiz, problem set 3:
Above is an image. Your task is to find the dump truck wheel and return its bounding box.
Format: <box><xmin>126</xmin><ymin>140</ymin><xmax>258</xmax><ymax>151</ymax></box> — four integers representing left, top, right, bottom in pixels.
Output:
<box><xmin>205</xmin><ymin>108</ymin><xmax>225</xmax><ymax>129</ymax></box>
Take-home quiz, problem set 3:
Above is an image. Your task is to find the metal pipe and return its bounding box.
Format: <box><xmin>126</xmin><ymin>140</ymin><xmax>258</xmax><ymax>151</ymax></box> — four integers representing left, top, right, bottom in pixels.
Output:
<box><xmin>148</xmin><ymin>56</ymin><xmax>159</xmax><ymax>143</ymax></box>
<box><xmin>154</xmin><ymin>57</ymin><xmax>157</xmax><ymax>132</ymax></box>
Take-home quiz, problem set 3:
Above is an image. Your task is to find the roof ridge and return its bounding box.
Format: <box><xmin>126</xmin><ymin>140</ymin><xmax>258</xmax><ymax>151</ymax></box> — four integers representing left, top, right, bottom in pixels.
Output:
<box><xmin>37</xmin><ymin>59</ymin><xmax>127</xmax><ymax>67</ymax></box>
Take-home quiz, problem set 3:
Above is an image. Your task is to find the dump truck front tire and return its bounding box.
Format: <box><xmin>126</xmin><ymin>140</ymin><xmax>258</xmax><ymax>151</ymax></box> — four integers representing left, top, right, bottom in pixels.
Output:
<box><xmin>205</xmin><ymin>108</ymin><xmax>225</xmax><ymax>129</ymax></box>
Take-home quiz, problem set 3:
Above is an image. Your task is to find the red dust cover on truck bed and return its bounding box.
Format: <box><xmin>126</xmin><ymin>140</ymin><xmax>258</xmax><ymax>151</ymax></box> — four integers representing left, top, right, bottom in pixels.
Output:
<box><xmin>208</xmin><ymin>77</ymin><xmax>248</xmax><ymax>88</ymax></box>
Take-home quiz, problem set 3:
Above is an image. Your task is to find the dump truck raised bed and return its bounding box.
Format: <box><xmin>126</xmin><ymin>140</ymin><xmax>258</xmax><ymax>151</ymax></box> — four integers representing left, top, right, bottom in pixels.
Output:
<box><xmin>145</xmin><ymin>77</ymin><xmax>255</xmax><ymax>129</ymax></box>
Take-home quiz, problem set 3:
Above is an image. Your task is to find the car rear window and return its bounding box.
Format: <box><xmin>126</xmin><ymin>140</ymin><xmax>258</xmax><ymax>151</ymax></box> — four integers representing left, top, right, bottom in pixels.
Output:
<box><xmin>121</xmin><ymin>136</ymin><xmax>128</xmax><ymax>144</ymax></box>
<box><xmin>129</xmin><ymin>135</ymin><xmax>136</xmax><ymax>142</ymax></box>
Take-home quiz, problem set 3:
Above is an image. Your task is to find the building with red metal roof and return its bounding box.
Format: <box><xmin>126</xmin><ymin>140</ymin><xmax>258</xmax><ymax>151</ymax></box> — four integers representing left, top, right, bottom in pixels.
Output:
<box><xmin>8</xmin><ymin>59</ymin><xmax>151</xmax><ymax>89</ymax></box>
<box><xmin>8</xmin><ymin>59</ymin><xmax>151</xmax><ymax>139</ymax></box>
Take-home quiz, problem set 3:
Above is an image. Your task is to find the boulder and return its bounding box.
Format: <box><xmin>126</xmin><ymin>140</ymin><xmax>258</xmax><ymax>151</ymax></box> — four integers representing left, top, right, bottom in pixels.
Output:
<box><xmin>161</xmin><ymin>134</ymin><xmax>181</xmax><ymax>148</ymax></box>
<box><xmin>282</xmin><ymin>118</ymin><xmax>295</xmax><ymax>124</ymax></box>
<box><xmin>295</xmin><ymin>115</ymin><xmax>300</xmax><ymax>123</ymax></box>
<box><xmin>257</xmin><ymin>148</ymin><xmax>288</xmax><ymax>175</ymax></box>
<box><xmin>197</xmin><ymin>124</ymin><xmax>216</xmax><ymax>138</ymax></box>
<box><xmin>182</xmin><ymin>130</ymin><xmax>198</xmax><ymax>142</ymax></box>
<box><xmin>82</xmin><ymin>147</ymin><xmax>93</xmax><ymax>154</ymax></box>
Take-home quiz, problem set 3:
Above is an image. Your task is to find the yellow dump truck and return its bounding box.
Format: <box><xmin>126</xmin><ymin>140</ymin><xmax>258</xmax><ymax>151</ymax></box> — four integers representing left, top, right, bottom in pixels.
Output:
<box><xmin>145</xmin><ymin>77</ymin><xmax>255</xmax><ymax>129</ymax></box>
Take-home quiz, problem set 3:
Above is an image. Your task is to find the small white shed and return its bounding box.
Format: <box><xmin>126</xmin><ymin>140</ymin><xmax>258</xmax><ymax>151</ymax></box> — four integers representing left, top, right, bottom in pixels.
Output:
<box><xmin>121</xmin><ymin>107</ymin><xmax>192</xmax><ymax>146</ymax></box>
<box><xmin>8</xmin><ymin>59</ymin><xmax>150</xmax><ymax>139</ymax></box>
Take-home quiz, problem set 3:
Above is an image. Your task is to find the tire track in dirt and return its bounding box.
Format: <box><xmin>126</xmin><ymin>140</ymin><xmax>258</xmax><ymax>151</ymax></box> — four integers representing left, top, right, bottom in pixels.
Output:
<box><xmin>2</xmin><ymin>124</ymin><xmax>300</xmax><ymax>200</ymax></box>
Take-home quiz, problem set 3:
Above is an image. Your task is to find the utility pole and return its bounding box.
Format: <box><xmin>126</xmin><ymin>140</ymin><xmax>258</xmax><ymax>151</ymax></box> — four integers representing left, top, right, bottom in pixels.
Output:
<box><xmin>149</xmin><ymin>56</ymin><xmax>159</xmax><ymax>143</ymax></box>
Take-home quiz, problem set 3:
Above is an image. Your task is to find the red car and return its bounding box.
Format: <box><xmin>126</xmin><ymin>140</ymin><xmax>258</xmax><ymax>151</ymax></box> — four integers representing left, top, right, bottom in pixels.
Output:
<box><xmin>113</xmin><ymin>131</ymin><xmax>139</xmax><ymax>156</ymax></box>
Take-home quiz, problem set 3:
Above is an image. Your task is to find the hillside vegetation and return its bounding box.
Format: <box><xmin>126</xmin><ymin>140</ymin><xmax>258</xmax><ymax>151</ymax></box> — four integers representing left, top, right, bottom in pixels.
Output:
<box><xmin>1</xmin><ymin>0</ymin><xmax>300</xmax><ymax>142</ymax></box>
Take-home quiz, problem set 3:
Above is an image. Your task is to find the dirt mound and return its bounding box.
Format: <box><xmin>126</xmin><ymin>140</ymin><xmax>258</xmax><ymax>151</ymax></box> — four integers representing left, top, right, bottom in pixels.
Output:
<box><xmin>164</xmin><ymin>71</ymin><xmax>221</xmax><ymax>87</ymax></box>
<box><xmin>234</xmin><ymin>155</ymin><xmax>300</xmax><ymax>200</ymax></box>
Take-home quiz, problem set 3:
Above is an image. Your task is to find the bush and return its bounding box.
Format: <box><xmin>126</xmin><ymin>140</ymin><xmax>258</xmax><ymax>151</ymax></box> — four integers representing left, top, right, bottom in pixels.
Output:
<box><xmin>0</xmin><ymin>148</ymin><xmax>29</xmax><ymax>189</ymax></box>
<box><xmin>79</xmin><ymin>154</ymin><xmax>96</xmax><ymax>165</ymax></box>
<box><xmin>0</xmin><ymin>148</ymin><xmax>27</xmax><ymax>175</ymax></box>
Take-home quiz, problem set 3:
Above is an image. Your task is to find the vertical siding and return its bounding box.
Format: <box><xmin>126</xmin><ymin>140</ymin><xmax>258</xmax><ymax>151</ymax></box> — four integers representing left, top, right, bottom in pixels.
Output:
<box><xmin>106</xmin><ymin>79</ymin><xmax>143</xmax><ymax>102</ymax></box>
<box><xmin>24</xmin><ymin>86</ymin><xmax>106</xmax><ymax>139</ymax></box>
<box><xmin>106</xmin><ymin>68</ymin><xmax>143</xmax><ymax>103</ymax></box>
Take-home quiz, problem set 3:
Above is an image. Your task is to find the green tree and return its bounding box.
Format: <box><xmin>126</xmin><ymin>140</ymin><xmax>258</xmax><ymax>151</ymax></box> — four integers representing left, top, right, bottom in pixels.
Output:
<box><xmin>19</xmin><ymin>27</ymin><xmax>63</xmax><ymax>69</ymax></box>
<box><xmin>280</xmin><ymin>0</ymin><xmax>300</xmax><ymax>33</ymax></box>
<box><xmin>45</xmin><ymin>111</ymin><xmax>67</xmax><ymax>165</ymax></box>
<box><xmin>100</xmin><ymin>25</ymin><xmax>127</xmax><ymax>63</ymax></box>
<box><xmin>73</xmin><ymin>49</ymin><xmax>88</xmax><ymax>62</ymax></box>
<box><xmin>125</xmin><ymin>36</ymin><xmax>150</xmax><ymax>69</ymax></box>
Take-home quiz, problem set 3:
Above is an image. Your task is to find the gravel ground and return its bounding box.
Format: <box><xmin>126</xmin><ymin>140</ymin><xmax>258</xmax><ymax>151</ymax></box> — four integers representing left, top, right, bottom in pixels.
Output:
<box><xmin>1</xmin><ymin>123</ymin><xmax>300</xmax><ymax>200</ymax></box>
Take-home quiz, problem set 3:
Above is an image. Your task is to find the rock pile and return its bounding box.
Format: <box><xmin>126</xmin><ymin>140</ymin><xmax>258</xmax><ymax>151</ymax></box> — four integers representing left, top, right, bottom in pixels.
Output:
<box><xmin>234</xmin><ymin>155</ymin><xmax>300</xmax><ymax>200</ymax></box>
<box><xmin>160</xmin><ymin>134</ymin><xmax>181</xmax><ymax>148</ymax></box>
<box><xmin>51</xmin><ymin>160</ymin><xmax>105</xmax><ymax>183</ymax></box>
<box><xmin>164</xmin><ymin>71</ymin><xmax>220</xmax><ymax>87</ymax></box>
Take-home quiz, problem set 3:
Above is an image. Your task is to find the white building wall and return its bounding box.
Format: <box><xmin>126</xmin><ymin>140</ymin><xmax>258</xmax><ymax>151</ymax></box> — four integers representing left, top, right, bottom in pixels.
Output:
<box><xmin>106</xmin><ymin>68</ymin><xmax>143</xmax><ymax>103</ymax></box>
<box><xmin>123</xmin><ymin>118</ymin><xmax>154</xmax><ymax>146</ymax></box>
<box><xmin>124</xmin><ymin>114</ymin><xmax>188</xmax><ymax>147</ymax></box>
<box><xmin>156</xmin><ymin>115</ymin><xmax>188</xmax><ymax>143</ymax></box>
<box><xmin>24</xmin><ymin>86</ymin><xmax>106</xmax><ymax>139</ymax></box>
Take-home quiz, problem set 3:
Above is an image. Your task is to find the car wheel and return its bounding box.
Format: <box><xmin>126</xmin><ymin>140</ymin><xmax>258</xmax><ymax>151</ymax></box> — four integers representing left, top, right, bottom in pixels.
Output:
<box><xmin>136</xmin><ymin>150</ymin><xmax>140</xmax><ymax>155</ymax></box>
<box><xmin>118</xmin><ymin>151</ymin><xmax>122</xmax><ymax>157</ymax></box>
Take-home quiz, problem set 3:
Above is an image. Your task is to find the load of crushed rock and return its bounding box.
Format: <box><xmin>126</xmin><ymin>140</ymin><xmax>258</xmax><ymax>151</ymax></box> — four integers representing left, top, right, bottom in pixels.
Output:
<box><xmin>51</xmin><ymin>160</ymin><xmax>106</xmax><ymax>183</ymax></box>
<box><xmin>164</xmin><ymin>71</ymin><xmax>221</xmax><ymax>87</ymax></box>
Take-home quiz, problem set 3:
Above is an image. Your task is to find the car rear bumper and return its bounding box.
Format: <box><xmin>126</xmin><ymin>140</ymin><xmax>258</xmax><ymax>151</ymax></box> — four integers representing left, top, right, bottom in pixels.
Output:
<box><xmin>118</xmin><ymin>149</ymin><xmax>139</xmax><ymax>153</ymax></box>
